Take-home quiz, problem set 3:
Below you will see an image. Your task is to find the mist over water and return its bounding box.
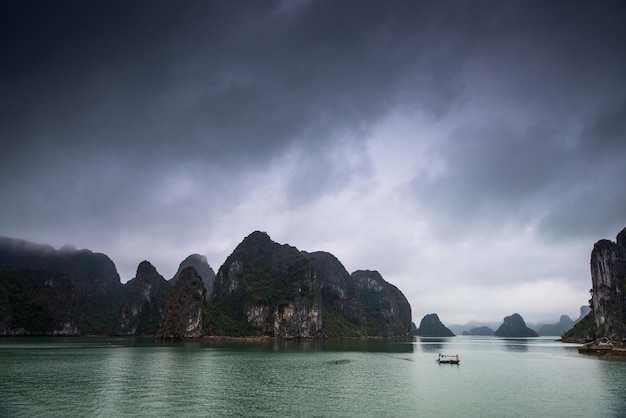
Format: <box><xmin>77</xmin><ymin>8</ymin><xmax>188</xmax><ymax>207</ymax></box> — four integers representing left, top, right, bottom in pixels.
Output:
<box><xmin>1</xmin><ymin>337</ymin><xmax>625</xmax><ymax>417</ymax></box>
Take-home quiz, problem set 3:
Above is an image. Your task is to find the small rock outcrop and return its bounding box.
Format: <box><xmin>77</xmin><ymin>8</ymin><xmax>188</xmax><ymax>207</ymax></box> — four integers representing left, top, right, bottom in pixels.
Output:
<box><xmin>110</xmin><ymin>261</ymin><xmax>172</xmax><ymax>336</ymax></box>
<box><xmin>157</xmin><ymin>266</ymin><xmax>209</xmax><ymax>339</ymax></box>
<box><xmin>494</xmin><ymin>313</ymin><xmax>538</xmax><ymax>337</ymax></box>
<box><xmin>414</xmin><ymin>313</ymin><xmax>455</xmax><ymax>337</ymax></box>
<box><xmin>170</xmin><ymin>254</ymin><xmax>215</xmax><ymax>300</ymax></box>
<box><xmin>463</xmin><ymin>326</ymin><xmax>495</xmax><ymax>336</ymax></box>
<box><xmin>0</xmin><ymin>270</ymin><xmax>82</xmax><ymax>335</ymax></box>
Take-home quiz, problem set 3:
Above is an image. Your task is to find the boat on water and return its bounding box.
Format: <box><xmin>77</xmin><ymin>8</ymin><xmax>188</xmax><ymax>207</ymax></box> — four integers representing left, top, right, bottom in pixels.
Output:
<box><xmin>436</xmin><ymin>354</ymin><xmax>460</xmax><ymax>364</ymax></box>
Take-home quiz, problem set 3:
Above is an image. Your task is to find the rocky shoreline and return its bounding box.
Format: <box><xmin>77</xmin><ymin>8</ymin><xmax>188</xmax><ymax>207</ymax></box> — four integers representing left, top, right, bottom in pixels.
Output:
<box><xmin>577</xmin><ymin>340</ymin><xmax>626</xmax><ymax>356</ymax></box>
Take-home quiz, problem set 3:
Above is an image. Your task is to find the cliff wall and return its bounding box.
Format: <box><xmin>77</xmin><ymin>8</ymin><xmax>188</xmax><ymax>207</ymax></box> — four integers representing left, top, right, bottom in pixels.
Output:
<box><xmin>590</xmin><ymin>227</ymin><xmax>626</xmax><ymax>340</ymax></box>
<box><xmin>0</xmin><ymin>236</ymin><xmax>125</xmax><ymax>334</ymax></box>
<box><xmin>210</xmin><ymin>231</ymin><xmax>324</xmax><ymax>338</ymax></box>
<box><xmin>111</xmin><ymin>261</ymin><xmax>171</xmax><ymax>336</ymax></box>
<box><xmin>209</xmin><ymin>232</ymin><xmax>412</xmax><ymax>338</ymax></box>
<box><xmin>157</xmin><ymin>266</ymin><xmax>209</xmax><ymax>339</ymax></box>
<box><xmin>0</xmin><ymin>270</ymin><xmax>82</xmax><ymax>335</ymax></box>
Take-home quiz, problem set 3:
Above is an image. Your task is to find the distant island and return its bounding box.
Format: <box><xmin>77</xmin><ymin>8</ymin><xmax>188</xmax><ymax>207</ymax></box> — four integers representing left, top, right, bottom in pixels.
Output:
<box><xmin>494</xmin><ymin>313</ymin><xmax>538</xmax><ymax>337</ymax></box>
<box><xmin>0</xmin><ymin>231</ymin><xmax>412</xmax><ymax>339</ymax></box>
<box><xmin>416</xmin><ymin>312</ymin><xmax>541</xmax><ymax>338</ymax></box>
<box><xmin>414</xmin><ymin>313</ymin><xmax>454</xmax><ymax>337</ymax></box>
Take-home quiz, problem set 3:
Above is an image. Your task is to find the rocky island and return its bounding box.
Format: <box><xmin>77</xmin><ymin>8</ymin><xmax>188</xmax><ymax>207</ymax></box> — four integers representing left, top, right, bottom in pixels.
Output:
<box><xmin>414</xmin><ymin>313</ymin><xmax>454</xmax><ymax>337</ymax></box>
<box><xmin>0</xmin><ymin>231</ymin><xmax>413</xmax><ymax>339</ymax></box>
<box><xmin>494</xmin><ymin>313</ymin><xmax>538</xmax><ymax>337</ymax></box>
<box><xmin>572</xmin><ymin>227</ymin><xmax>626</xmax><ymax>355</ymax></box>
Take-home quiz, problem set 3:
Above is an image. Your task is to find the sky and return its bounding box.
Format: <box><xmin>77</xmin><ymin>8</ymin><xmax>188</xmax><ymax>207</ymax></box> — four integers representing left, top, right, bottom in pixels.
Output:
<box><xmin>2</xmin><ymin>0</ymin><xmax>625</xmax><ymax>326</ymax></box>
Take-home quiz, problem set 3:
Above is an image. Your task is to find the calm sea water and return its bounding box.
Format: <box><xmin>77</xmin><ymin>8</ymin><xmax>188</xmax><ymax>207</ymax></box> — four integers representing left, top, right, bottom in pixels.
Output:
<box><xmin>1</xmin><ymin>336</ymin><xmax>625</xmax><ymax>417</ymax></box>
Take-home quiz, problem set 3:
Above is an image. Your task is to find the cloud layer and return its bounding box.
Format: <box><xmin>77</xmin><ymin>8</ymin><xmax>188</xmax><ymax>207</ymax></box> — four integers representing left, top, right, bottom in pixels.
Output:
<box><xmin>2</xmin><ymin>0</ymin><xmax>625</xmax><ymax>324</ymax></box>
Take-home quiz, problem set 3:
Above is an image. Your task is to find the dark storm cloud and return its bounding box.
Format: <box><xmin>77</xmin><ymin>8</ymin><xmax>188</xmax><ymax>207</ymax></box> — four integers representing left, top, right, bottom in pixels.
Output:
<box><xmin>405</xmin><ymin>0</ymin><xmax>626</xmax><ymax>243</ymax></box>
<box><xmin>0</xmin><ymin>0</ymin><xmax>483</xmax><ymax>238</ymax></box>
<box><xmin>1</xmin><ymin>0</ymin><xmax>625</xmax><ymax>322</ymax></box>
<box><xmin>1</xmin><ymin>0</ymin><xmax>471</xmax><ymax>162</ymax></box>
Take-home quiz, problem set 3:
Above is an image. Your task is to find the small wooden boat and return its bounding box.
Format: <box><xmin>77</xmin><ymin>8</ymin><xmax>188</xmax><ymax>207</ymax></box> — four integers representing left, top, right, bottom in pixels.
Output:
<box><xmin>436</xmin><ymin>354</ymin><xmax>460</xmax><ymax>364</ymax></box>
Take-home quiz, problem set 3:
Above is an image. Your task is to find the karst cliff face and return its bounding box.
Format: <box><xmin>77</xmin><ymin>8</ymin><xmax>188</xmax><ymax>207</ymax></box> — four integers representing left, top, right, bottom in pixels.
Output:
<box><xmin>351</xmin><ymin>270</ymin><xmax>412</xmax><ymax>337</ymax></box>
<box><xmin>0</xmin><ymin>270</ymin><xmax>82</xmax><ymax>336</ymax></box>
<box><xmin>209</xmin><ymin>232</ymin><xmax>412</xmax><ymax>338</ymax></box>
<box><xmin>0</xmin><ymin>236</ymin><xmax>125</xmax><ymax>334</ymax></box>
<box><xmin>157</xmin><ymin>266</ymin><xmax>209</xmax><ymax>339</ymax></box>
<box><xmin>110</xmin><ymin>261</ymin><xmax>172</xmax><ymax>336</ymax></box>
<box><xmin>590</xmin><ymin>227</ymin><xmax>626</xmax><ymax>340</ymax></box>
<box><xmin>211</xmin><ymin>231</ymin><xmax>324</xmax><ymax>338</ymax></box>
<box><xmin>0</xmin><ymin>232</ymin><xmax>414</xmax><ymax>339</ymax></box>
<box><xmin>306</xmin><ymin>251</ymin><xmax>362</xmax><ymax>336</ymax></box>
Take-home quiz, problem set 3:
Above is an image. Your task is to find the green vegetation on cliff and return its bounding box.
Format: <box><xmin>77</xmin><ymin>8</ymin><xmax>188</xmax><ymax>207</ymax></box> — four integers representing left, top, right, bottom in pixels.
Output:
<box><xmin>0</xmin><ymin>237</ymin><xmax>126</xmax><ymax>334</ymax></box>
<box><xmin>209</xmin><ymin>232</ymin><xmax>412</xmax><ymax>338</ymax></box>
<box><xmin>562</xmin><ymin>311</ymin><xmax>597</xmax><ymax>342</ymax></box>
<box><xmin>0</xmin><ymin>270</ymin><xmax>82</xmax><ymax>335</ymax></box>
<box><xmin>157</xmin><ymin>267</ymin><xmax>209</xmax><ymax>339</ymax></box>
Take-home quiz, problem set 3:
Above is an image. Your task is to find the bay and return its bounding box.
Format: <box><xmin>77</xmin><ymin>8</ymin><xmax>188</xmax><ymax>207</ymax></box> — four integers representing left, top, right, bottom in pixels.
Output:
<box><xmin>1</xmin><ymin>336</ymin><xmax>625</xmax><ymax>417</ymax></box>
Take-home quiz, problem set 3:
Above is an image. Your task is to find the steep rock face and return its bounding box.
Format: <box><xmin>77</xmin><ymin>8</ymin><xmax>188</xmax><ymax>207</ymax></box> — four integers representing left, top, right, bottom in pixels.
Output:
<box><xmin>590</xmin><ymin>227</ymin><xmax>626</xmax><ymax>340</ymax></box>
<box><xmin>157</xmin><ymin>267</ymin><xmax>208</xmax><ymax>339</ymax></box>
<box><xmin>210</xmin><ymin>232</ymin><xmax>324</xmax><ymax>338</ymax></box>
<box><xmin>0</xmin><ymin>270</ymin><xmax>82</xmax><ymax>335</ymax></box>
<box><xmin>0</xmin><ymin>236</ymin><xmax>126</xmax><ymax>334</ymax></box>
<box><xmin>306</xmin><ymin>251</ymin><xmax>361</xmax><ymax>336</ymax></box>
<box><xmin>495</xmin><ymin>313</ymin><xmax>538</xmax><ymax>337</ymax></box>
<box><xmin>415</xmin><ymin>313</ymin><xmax>455</xmax><ymax>337</ymax></box>
<box><xmin>170</xmin><ymin>254</ymin><xmax>216</xmax><ymax>300</ymax></box>
<box><xmin>351</xmin><ymin>270</ymin><xmax>412</xmax><ymax>337</ymax></box>
<box><xmin>111</xmin><ymin>261</ymin><xmax>172</xmax><ymax>336</ymax></box>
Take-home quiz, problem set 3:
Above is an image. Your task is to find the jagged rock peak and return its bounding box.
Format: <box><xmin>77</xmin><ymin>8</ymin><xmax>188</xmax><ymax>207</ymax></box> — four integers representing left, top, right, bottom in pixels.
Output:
<box><xmin>212</xmin><ymin>233</ymin><xmax>323</xmax><ymax>338</ymax></box>
<box><xmin>171</xmin><ymin>254</ymin><xmax>215</xmax><ymax>300</ymax></box>
<box><xmin>136</xmin><ymin>260</ymin><xmax>159</xmax><ymax>277</ymax></box>
<box><xmin>415</xmin><ymin>313</ymin><xmax>455</xmax><ymax>337</ymax></box>
<box><xmin>495</xmin><ymin>313</ymin><xmax>538</xmax><ymax>337</ymax></box>
<box><xmin>110</xmin><ymin>261</ymin><xmax>171</xmax><ymax>336</ymax></box>
<box><xmin>157</xmin><ymin>266</ymin><xmax>208</xmax><ymax>340</ymax></box>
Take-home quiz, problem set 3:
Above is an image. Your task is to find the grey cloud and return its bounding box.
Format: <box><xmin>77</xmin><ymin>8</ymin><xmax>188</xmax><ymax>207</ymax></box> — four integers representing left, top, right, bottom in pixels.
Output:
<box><xmin>1</xmin><ymin>0</ymin><xmax>625</xmax><ymax>319</ymax></box>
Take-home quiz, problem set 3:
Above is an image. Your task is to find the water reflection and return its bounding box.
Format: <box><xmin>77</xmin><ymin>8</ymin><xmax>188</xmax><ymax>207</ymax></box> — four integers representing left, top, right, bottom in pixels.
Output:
<box><xmin>417</xmin><ymin>337</ymin><xmax>450</xmax><ymax>353</ymax></box>
<box><xmin>155</xmin><ymin>337</ymin><xmax>414</xmax><ymax>353</ymax></box>
<box><xmin>499</xmin><ymin>338</ymin><xmax>530</xmax><ymax>352</ymax></box>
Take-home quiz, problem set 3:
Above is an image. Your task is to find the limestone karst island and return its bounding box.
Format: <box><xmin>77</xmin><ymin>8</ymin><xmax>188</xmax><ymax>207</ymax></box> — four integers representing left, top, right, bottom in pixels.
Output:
<box><xmin>0</xmin><ymin>231</ymin><xmax>412</xmax><ymax>339</ymax></box>
<box><xmin>2</xmin><ymin>227</ymin><xmax>626</xmax><ymax>351</ymax></box>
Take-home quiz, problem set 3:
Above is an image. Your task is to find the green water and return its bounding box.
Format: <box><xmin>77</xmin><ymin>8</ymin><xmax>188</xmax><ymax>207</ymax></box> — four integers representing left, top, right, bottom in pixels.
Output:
<box><xmin>1</xmin><ymin>336</ymin><xmax>624</xmax><ymax>417</ymax></box>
